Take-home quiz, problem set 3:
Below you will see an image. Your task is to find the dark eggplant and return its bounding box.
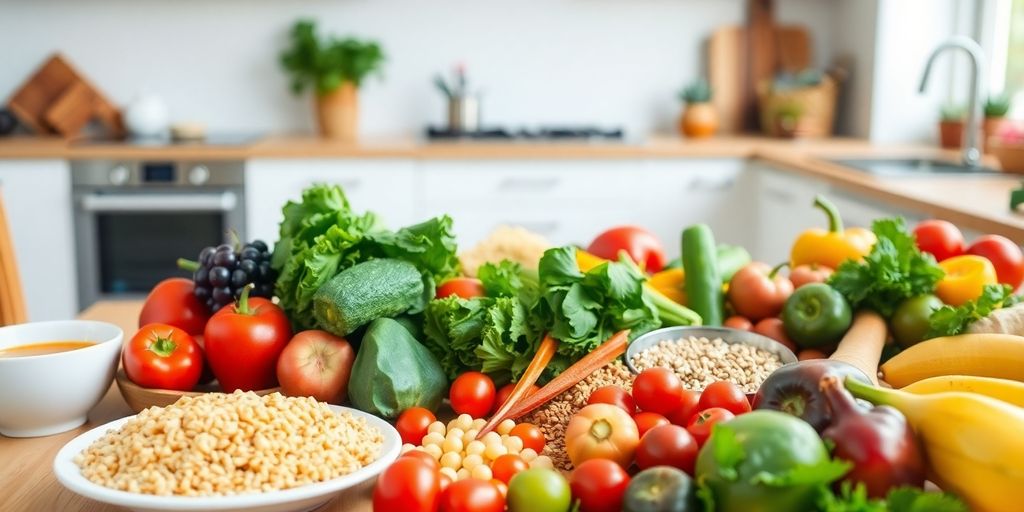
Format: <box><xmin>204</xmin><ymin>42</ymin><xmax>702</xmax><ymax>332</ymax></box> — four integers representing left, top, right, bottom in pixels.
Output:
<box><xmin>751</xmin><ymin>359</ymin><xmax>871</xmax><ymax>432</ymax></box>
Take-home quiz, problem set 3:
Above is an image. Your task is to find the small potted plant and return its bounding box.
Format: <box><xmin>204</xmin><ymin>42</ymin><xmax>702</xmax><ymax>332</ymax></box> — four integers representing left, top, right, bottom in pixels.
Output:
<box><xmin>678</xmin><ymin>79</ymin><xmax>718</xmax><ymax>138</ymax></box>
<box><xmin>938</xmin><ymin>103</ymin><xmax>964</xmax><ymax>149</ymax></box>
<box><xmin>280</xmin><ymin>20</ymin><xmax>385</xmax><ymax>141</ymax></box>
<box><xmin>772</xmin><ymin>101</ymin><xmax>807</xmax><ymax>138</ymax></box>
<box><xmin>984</xmin><ymin>93</ymin><xmax>1012</xmax><ymax>150</ymax></box>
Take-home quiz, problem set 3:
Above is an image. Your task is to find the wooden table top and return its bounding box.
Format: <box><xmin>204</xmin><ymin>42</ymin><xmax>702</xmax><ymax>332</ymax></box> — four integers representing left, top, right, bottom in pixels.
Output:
<box><xmin>0</xmin><ymin>300</ymin><xmax>373</xmax><ymax>512</ymax></box>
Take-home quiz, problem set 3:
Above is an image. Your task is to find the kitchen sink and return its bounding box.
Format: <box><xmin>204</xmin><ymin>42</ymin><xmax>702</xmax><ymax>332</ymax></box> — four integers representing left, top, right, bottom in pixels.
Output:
<box><xmin>829</xmin><ymin>158</ymin><xmax>1004</xmax><ymax>177</ymax></box>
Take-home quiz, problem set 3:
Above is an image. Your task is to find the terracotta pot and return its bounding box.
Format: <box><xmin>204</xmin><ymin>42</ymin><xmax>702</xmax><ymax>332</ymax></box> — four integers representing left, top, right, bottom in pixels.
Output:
<box><xmin>938</xmin><ymin>120</ymin><xmax>962</xmax><ymax>149</ymax></box>
<box><xmin>680</xmin><ymin>102</ymin><xmax>718</xmax><ymax>138</ymax></box>
<box><xmin>315</xmin><ymin>81</ymin><xmax>358</xmax><ymax>141</ymax></box>
<box><xmin>984</xmin><ymin>117</ymin><xmax>1009</xmax><ymax>151</ymax></box>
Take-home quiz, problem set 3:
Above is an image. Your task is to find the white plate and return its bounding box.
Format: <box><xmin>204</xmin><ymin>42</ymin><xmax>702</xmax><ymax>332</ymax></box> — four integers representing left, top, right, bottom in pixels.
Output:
<box><xmin>53</xmin><ymin>405</ymin><xmax>401</xmax><ymax>512</ymax></box>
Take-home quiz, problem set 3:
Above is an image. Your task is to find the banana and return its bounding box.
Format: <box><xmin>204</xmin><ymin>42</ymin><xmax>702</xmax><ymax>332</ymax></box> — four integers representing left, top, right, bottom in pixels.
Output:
<box><xmin>880</xmin><ymin>333</ymin><xmax>1024</xmax><ymax>388</ymax></box>
<box><xmin>847</xmin><ymin>379</ymin><xmax>1024</xmax><ymax>512</ymax></box>
<box><xmin>901</xmin><ymin>375</ymin><xmax>1024</xmax><ymax>407</ymax></box>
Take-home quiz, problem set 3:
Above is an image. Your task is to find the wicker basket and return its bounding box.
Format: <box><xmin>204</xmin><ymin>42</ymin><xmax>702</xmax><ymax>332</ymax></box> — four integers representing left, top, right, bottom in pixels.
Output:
<box><xmin>757</xmin><ymin>75</ymin><xmax>838</xmax><ymax>138</ymax></box>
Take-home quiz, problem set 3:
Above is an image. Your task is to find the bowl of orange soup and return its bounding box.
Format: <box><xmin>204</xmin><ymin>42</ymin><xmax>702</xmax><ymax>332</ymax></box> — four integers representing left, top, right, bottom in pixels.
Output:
<box><xmin>0</xmin><ymin>320</ymin><xmax>123</xmax><ymax>437</ymax></box>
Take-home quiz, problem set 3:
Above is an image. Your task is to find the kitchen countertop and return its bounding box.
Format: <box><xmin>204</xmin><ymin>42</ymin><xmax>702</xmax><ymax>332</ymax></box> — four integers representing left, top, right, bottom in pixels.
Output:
<box><xmin>0</xmin><ymin>300</ymin><xmax>374</xmax><ymax>512</ymax></box>
<box><xmin>0</xmin><ymin>134</ymin><xmax>1021</xmax><ymax>239</ymax></box>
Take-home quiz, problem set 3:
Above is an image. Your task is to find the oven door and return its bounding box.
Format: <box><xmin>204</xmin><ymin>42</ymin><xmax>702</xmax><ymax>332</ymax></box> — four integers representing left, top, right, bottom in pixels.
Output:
<box><xmin>74</xmin><ymin>188</ymin><xmax>246</xmax><ymax>309</ymax></box>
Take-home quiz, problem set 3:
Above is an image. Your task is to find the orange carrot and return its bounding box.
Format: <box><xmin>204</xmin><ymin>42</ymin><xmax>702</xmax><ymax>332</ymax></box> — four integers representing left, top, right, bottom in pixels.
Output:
<box><xmin>478</xmin><ymin>334</ymin><xmax>559</xmax><ymax>438</ymax></box>
<box><xmin>504</xmin><ymin>329</ymin><xmax>630</xmax><ymax>420</ymax></box>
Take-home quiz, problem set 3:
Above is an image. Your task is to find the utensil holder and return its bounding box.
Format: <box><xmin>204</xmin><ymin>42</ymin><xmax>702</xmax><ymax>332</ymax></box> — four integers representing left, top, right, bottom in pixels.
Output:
<box><xmin>447</xmin><ymin>96</ymin><xmax>480</xmax><ymax>133</ymax></box>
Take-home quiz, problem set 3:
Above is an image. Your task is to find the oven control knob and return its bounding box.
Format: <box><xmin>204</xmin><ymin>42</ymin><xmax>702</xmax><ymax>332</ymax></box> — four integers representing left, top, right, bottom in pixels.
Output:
<box><xmin>188</xmin><ymin>165</ymin><xmax>210</xmax><ymax>185</ymax></box>
<box><xmin>108</xmin><ymin>165</ymin><xmax>130</xmax><ymax>186</ymax></box>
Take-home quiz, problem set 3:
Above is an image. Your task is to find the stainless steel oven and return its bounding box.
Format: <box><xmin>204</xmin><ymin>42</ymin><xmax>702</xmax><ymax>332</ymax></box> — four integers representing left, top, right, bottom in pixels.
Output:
<box><xmin>72</xmin><ymin>160</ymin><xmax>246</xmax><ymax>309</ymax></box>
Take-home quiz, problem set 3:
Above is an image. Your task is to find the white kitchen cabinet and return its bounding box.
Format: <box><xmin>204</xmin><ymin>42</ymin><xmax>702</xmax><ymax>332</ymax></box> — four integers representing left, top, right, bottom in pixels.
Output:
<box><xmin>0</xmin><ymin>160</ymin><xmax>76</xmax><ymax>321</ymax></box>
<box><xmin>753</xmin><ymin>163</ymin><xmax>831</xmax><ymax>263</ymax></box>
<box><xmin>245</xmin><ymin>159</ymin><xmax>418</xmax><ymax>244</ymax></box>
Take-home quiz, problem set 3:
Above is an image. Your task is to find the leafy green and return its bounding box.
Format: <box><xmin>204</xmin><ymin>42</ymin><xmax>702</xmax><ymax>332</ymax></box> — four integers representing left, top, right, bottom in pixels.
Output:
<box><xmin>927</xmin><ymin>283</ymin><xmax>1020</xmax><ymax>337</ymax></box>
<box><xmin>828</xmin><ymin>218</ymin><xmax>945</xmax><ymax>317</ymax></box>
<box><xmin>707</xmin><ymin>423</ymin><xmax>745</xmax><ymax>481</ymax></box>
<box><xmin>477</xmin><ymin>260</ymin><xmax>540</xmax><ymax>305</ymax></box>
<box><xmin>750</xmin><ymin>458</ymin><xmax>851</xmax><ymax>488</ymax></box>
<box><xmin>272</xmin><ymin>184</ymin><xmax>459</xmax><ymax>330</ymax></box>
<box><xmin>818</xmin><ymin>483</ymin><xmax>967</xmax><ymax>512</ymax></box>
<box><xmin>280</xmin><ymin>20</ymin><xmax>386</xmax><ymax>94</ymax></box>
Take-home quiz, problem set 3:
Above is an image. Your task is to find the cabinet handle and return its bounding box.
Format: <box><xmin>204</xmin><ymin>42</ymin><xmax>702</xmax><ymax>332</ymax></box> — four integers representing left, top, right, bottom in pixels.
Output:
<box><xmin>505</xmin><ymin>221</ymin><xmax>560</xmax><ymax>235</ymax></box>
<box><xmin>497</xmin><ymin>177</ymin><xmax>561</xmax><ymax>191</ymax></box>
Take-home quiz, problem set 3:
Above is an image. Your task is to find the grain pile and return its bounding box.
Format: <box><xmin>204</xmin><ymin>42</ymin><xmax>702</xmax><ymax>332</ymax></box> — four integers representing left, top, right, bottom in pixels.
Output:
<box><xmin>631</xmin><ymin>336</ymin><xmax>783</xmax><ymax>392</ymax></box>
<box><xmin>517</xmin><ymin>360</ymin><xmax>633</xmax><ymax>471</ymax></box>
<box><xmin>74</xmin><ymin>391</ymin><xmax>382</xmax><ymax>496</ymax></box>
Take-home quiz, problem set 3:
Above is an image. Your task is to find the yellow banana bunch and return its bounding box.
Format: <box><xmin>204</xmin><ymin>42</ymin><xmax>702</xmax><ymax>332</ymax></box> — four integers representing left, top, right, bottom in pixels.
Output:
<box><xmin>847</xmin><ymin>378</ymin><xmax>1024</xmax><ymax>512</ymax></box>
<box><xmin>880</xmin><ymin>333</ymin><xmax>1024</xmax><ymax>388</ymax></box>
<box><xmin>901</xmin><ymin>375</ymin><xmax>1024</xmax><ymax>407</ymax></box>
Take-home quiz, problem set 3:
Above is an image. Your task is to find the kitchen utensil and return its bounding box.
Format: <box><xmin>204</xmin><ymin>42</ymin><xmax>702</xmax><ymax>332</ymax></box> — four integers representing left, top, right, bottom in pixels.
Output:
<box><xmin>115</xmin><ymin>369</ymin><xmax>279</xmax><ymax>414</ymax></box>
<box><xmin>0</xmin><ymin>320</ymin><xmax>122</xmax><ymax>437</ymax></box>
<box><xmin>44</xmin><ymin>81</ymin><xmax>99</xmax><ymax>138</ymax></box>
<box><xmin>124</xmin><ymin>93</ymin><xmax>169</xmax><ymax>138</ymax></box>
<box><xmin>448</xmin><ymin>95</ymin><xmax>481</xmax><ymax>133</ymax></box>
<box><xmin>777</xmin><ymin>26</ymin><xmax>812</xmax><ymax>73</ymax></box>
<box><xmin>7</xmin><ymin>54</ymin><xmax>123</xmax><ymax>137</ymax></box>
<box><xmin>53</xmin><ymin>405</ymin><xmax>402</xmax><ymax>512</ymax></box>
<box><xmin>433</xmin><ymin>73</ymin><xmax>453</xmax><ymax>99</ymax></box>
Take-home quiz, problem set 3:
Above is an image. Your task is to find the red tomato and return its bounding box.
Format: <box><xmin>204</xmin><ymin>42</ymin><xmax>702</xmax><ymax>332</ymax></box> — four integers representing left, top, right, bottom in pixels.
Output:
<box><xmin>587</xmin><ymin>385</ymin><xmax>636</xmax><ymax>414</ymax></box>
<box><xmin>276</xmin><ymin>330</ymin><xmax>354</xmax><ymax>403</ymax></box>
<box><xmin>204</xmin><ymin>288</ymin><xmax>292</xmax><ymax>392</ymax></box>
<box><xmin>139</xmin><ymin>278</ymin><xmax>209</xmax><ymax>335</ymax></box>
<box><xmin>666</xmin><ymin>389</ymin><xmax>701</xmax><ymax>426</ymax></box>
<box><xmin>967</xmin><ymin>235</ymin><xmax>1024</xmax><ymax>289</ymax></box>
<box><xmin>790</xmin><ymin>264</ymin><xmax>834</xmax><ymax>289</ymax></box>
<box><xmin>490</xmin><ymin>454</ymin><xmax>529</xmax><ymax>484</ymax></box>
<box><xmin>587</xmin><ymin>226</ymin><xmax>667</xmax><ymax>272</ymax></box>
<box><xmin>401</xmin><ymin>449</ymin><xmax>441</xmax><ymax>471</ymax></box>
<box><xmin>373</xmin><ymin>457</ymin><xmax>442</xmax><ymax>512</ymax></box>
<box><xmin>633</xmin><ymin>412</ymin><xmax>670</xmax><ymax>438</ymax></box>
<box><xmin>636</xmin><ymin>424</ymin><xmax>699</xmax><ymax>474</ymax></box>
<box><xmin>569</xmin><ymin>458</ymin><xmax>631</xmax><ymax>512</ymax></box>
<box><xmin>495</xmin><ymin>383</ymin><xmax>538</xmax><ymax>410</ymax></box>
<box><xmin>728</xmin><ymin>262</ymin><xmax>794</xmax><ymax>322</ymax></box>
<box><xmin>723</xmin><ymin>316</ymin><xmax>753</xmax><ymax>331</ymax></box>
<box><xmin>449</xmin><ymin>372</ymin><xmax>496</xmax><ymax>418</ymax></box>
<box><xmin>491</xmin><ymin>480</ymin><xmax>508</xmax><ymax>499</ymax></box>
<box><xmin>439</xmin><ymin>478</ymin><xmax>505</xmax><ymax>512</ymax></box>
<box><xmin>914</xmin><ymin>220</ymin><xmax>965</xmax><ymax>262</ymax></box>
<box><xmin>753</xmin><ymin>317</ymin><xmax>799</xmax><ymax>353</ymax></box>
<box><xmin>123</xmin><ymin>323</ymin><xmax>204</xmax><ymax>391</ymax></box>
<box><xmin>687</xmin><ymin>407</ymin><xmax>735</xmax><ymax>447</ymax></box>
<box><xmin>396</xmin><ymin>407</ymin><xmax>438</xmax><ymax>445</ymax></box>
<box><xmin>437</xmin><ymin>278</ymin><xmax>486</xmax><ymax>299</ymax></box>
<box><xmin>632</xmin><ymin>367</ymin><xmax>684</xmax><ymax>415</ymax></box>
<box><xmin>698</xmin><ymin>381</ymin><xmax>751</xmax><ymax>416</ymax></box>
<box><xmin>509</xmin><ymin>423</ymin><xmax>545</xmax><ymax>453</ymax></box>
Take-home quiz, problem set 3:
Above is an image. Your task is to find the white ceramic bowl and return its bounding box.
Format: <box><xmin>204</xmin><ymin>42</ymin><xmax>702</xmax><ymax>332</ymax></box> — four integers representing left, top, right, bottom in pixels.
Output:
<box><xmin>54</xmin><ymin>405</ymin><xmax>401</xmax><ymax>512</ymax></box>
<box><xmin>0</xmin><ymin>320</ymin><xmax>123</xmax><ymax>437</ymax></box>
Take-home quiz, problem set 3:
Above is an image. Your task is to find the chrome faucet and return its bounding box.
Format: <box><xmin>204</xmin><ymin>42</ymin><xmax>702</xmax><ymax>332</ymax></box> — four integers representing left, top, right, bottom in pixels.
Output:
<box><xmin>919</xmin><ymin>35</ymin><xmax>986</xmax><ymax>168</ymax></box>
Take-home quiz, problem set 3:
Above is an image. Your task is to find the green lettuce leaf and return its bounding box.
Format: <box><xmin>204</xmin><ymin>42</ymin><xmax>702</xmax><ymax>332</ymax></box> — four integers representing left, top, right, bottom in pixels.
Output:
<box><xmin>927</xmin><ymin>283</ymin><xmax>1019</xmax><ymax>337</ymax></box>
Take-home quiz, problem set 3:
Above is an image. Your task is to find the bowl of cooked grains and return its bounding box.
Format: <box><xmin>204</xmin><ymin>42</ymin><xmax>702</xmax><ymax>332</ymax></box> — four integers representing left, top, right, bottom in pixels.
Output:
<box><xmin>53</xmin><ymin>391</ymin><xmax>400</xmax><ymax>512</ymax></box>
<box><xmin>625</xmin><ymin>326</ymin><xmax>798</xmax><ymax>394</ymax></box>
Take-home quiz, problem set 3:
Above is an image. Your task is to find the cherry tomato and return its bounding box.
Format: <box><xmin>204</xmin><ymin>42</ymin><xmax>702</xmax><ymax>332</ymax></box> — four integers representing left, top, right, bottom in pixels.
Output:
<box><xmin>632</xmin><ymin>367</ymin><xmax>684</xmax><ymax>415</ymax></box>
<box><xmin>633</xmin><ymin>411</ymin><xmax>670</xmax><ymax>438</ymax></box>
<box><xmin>665</xmin><ymin>389</ymin><xmax>701</xmax><ymax>426</ymax></box>
<box><xmin>123</xmin><ymin>323</ymin><xmax>203</xmax><ymax>391</ymax></box>
<box><xmin>698</xmin><ymin>381</ymin><xmax>751</xmax><ymax>416</ymax></box>
<box><xmin>967</xmin><ymin>234</ymin><xmax>1024</xmax><ymax>289</ymax></box>
<box><xmin>495</xmin><ymin>382</ymin><xmax>538</xmax><ymax>410</ymax></box>
<box><xmin>491</xmin><ymin>454</ymin><xmax>529</xmax><ymax>484</ymax></box>
<box><xmin>587</xmin><ymin>385</ymin><xmax>636</xmax><ymax>414</ymax></box>
<box><xmin>449</xmin><ymin>371</ymin><xmax>496</xmax><ymax>418</ymax></box>
<box><xmin>401</xmin><ymin>449</ymin><xmax>441</xmax><ymax>471</ymax></box>
<box><xmin>635</xmin><ymin>424</ymin><xmax>699</xmax><ymax>474</ymax></box>
<box><xmin>439</xmin><ymin>478</ymin><xmax>504</xmax><ymax>512</ymax></box>
<box><xmin>686</xmin><ymin>407</ymin><xmax>735</xmax><ymax>447</ymax></box>
<box><xmin>139</xmin><ymin>277</ymin><xmax>209</xmax><ymax>335</ymax></box>
<box><xmin>437</xmin><ymin>278</ymin><xmax>486</xmax><ymax>299</ymax></box>
<box><xmin>373</xmin><ymin>457</ymin><xmax>442</xmax><ymax>512</ymax></box>
<box><xmin>587</xmin><ymin>226</ymin><xmax>667</xmax><ymax>272</ymax></box>
<box><xmin>913</xmin><ymin>219</ymin><xmax>965</xmax><ymax>262</ymax></box>
<box><xmin>723</xmin><ymin>315</ymin><xmax>753</xmax><ymax>331</ymax></box>
<box><xmin>510</xmin><ymin>422</ymin><xmax>545</xmax><ymax>453</ymax></box>
<box><xmin>396</xmin><ymin>407</ymin><xmax>437</xmax><ymax>445</ymax></box>
<box><xmin>569</xmin><ymin>458</ymin><xmax>631</xmax><ymax>512</ymax></box>
<box><xmin>728</xmin><ymin>262</ymin><xmax>794</xmax><ymax>322</ymax></box>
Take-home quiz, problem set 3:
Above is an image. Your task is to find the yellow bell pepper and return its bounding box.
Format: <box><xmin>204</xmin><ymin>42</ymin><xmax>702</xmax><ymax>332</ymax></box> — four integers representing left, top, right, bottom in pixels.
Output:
<box><xmin>936</xmin><ymin>255</ymin><xmax>998</xmax><ymax>306</ymax></box>
<box><xmin>648</xmin><ymin>268</ymin><xmax>688</xmax><ymax>305</ymax></box>
<box><xmin>576</xmin><ymin>249</ymin><xmax>609</xmax><ymax>272</ymax></box>
<box><xmin>790</xmin><ymin>195</ymin><xmax>876</xmax><ymax>269</ymax></box>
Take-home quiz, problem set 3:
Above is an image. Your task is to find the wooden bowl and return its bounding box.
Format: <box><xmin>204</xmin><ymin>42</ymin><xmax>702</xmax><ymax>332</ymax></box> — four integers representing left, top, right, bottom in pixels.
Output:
<box><xmin>115</xmin><ymin>369</ymin><xmax>280</xmax><ymax>413</ymax></box>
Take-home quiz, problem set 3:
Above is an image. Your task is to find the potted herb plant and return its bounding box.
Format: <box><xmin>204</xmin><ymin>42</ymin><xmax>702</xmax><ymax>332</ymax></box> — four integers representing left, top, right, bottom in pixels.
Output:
<box><xmin>280</xmin><ymin>20</ymin><xmax>385</xmax><ymax>141</ymax></box>
<box><xmin>678</xmin><ymin>79</ymin><xmax>718</xmax><ymax>138</ymax></box>
<box><xmin>984</xmin><ymin>93</ymin><xmax>1012</xmax><ymax>150</ymax></box>
<box><xmin>938</xmin><ymin>104</ymin><xmax>964</xmax><ymax>149</ymax></box>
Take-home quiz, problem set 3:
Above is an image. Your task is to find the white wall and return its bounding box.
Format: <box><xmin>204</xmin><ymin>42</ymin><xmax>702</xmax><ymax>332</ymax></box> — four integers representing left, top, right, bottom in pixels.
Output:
<box><xmin>0</xmin><ymin>0</ymin><xmax>834</xmax><ymax>139</ymax></box>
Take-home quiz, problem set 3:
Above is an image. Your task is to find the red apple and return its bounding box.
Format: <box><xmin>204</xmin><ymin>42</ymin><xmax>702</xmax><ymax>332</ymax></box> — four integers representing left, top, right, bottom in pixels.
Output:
<box><xmin>276</xmin><ymin>330</ymin><xmax>355</xmax><ymax>403</ymax></box>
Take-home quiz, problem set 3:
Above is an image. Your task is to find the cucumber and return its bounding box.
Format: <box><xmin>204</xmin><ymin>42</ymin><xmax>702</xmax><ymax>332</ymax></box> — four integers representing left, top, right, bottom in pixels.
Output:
<box><xmin>682</xmin><ymin>224</ymin><xmax>724</xmax><ymax>326</ymax></box>
<box><xmin>313</xmin><ymin>258</ymin><xmax>425</xmax><ymax>336</ymax></box>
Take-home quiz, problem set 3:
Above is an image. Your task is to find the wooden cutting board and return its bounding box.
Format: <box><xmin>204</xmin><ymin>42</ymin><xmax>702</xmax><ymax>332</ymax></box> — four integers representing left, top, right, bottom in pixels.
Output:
<box><xmin>6</xmin><ymin>55</ymin><xmax>79</xmax><ymax>134</ymax></box>
<box><xmin>44</xmin><ymin>81</ymin><xmax>99</xmax><ymax>137</ymax></box>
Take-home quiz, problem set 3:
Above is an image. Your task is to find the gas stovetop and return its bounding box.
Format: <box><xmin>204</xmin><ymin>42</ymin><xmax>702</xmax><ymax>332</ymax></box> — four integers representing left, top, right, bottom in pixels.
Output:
<box><xmin>426</xmin><ymin>126</ymin><xmax>625</xmax><ymax>141</ymax></box>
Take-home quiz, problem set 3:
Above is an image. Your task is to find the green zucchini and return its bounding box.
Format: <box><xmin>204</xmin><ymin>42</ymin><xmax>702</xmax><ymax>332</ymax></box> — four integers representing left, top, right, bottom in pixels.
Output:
<box><xmin>682</xmin><ymin>224</ymin><xmax>724</xmax><ymax>326</ymax></box>
<box><xmin>313</xmin><ymin>258</ymin><xmax>425</xmax><ymax>336</ymax></box>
